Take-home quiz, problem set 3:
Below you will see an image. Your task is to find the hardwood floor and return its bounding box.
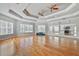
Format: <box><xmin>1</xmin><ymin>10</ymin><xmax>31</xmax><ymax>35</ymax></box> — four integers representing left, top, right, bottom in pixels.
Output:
<box><xmin>0</xmin><ymin>35</ymin><xmax>79</xmax><ymax>56</ymax></box>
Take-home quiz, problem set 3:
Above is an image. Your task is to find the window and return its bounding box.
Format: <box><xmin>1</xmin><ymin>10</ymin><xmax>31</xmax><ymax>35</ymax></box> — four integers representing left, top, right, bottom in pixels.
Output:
<box><xmin>60</xmin><ymin>24</ymin><xmax>77</xmax><ymax>36</ymax></box>
<box><xmin>60</xmin><ymin>25</ymin><xmax>65</xmax><ymax>35</ymax></box>
<box><xmin>49</xmin><ymin>26</ymin><xmax>53</xmax><ymax>34</ymax></box>
<box><xmin>53</xmin><ymin>25</ymin><xmax>59</xmax><ymax>34</ymax></box>
<box><xmin>0</xmin><ymin>20</ymin><xmax>13</xmax><ymax>35</ymax></box>
<box><xmin>29</xmin><ymin>25</ymin><xmax>33</xmax><ymax>32</ymax></box>
<box><xmin>20</xmin><ymin>24</ymin><xmax>33</xmax><ymax>33</ymax></box>
<box><xmin>74</xmin><ymin>26</ymin><xmax>77</xmax><ymax>36</ymax></box>
<box><xmin>7</xmin><ymin>23</ymin><xmax>13</xmax><ymax>34</ymax></box>
<box><xmin>37</xmin><ymin>25</ymin><xmax>45</xmax><ymax>33</ymax></box>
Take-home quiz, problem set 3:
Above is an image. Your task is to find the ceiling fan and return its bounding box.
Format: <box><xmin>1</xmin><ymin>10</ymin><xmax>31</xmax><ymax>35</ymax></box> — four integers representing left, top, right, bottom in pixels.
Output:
<box><xmin>38</xmin><ymin>9</ymin><xmax>47</xmax><ymax>16</ymax></box>
<box><xmin>9</xmin><ymin>9</ymin><xmax>23</xmax><ymax>18</ymax></box>
<box><xmin>23</xmin><ymin>8</ymin><xmax>38</xmax><ymax>18</ymax></box>
<box><xmin>38</xmin><ymin>4</ymin><xmax>59</xmax><ymax>16</ymax></box>
<box><xmin>38</xmin><ymin>12</ymin><xmax>44</xmax><ymax>16</ymax></box>
<box><xmin>23</xmin><ymin>3</ymin><xmax>39</xmax><ymax>18</ymax></box>
<box><xmin>49</xmin><ymin>4</ymin><xmax>59</xmax><ymax>12</ymax></box>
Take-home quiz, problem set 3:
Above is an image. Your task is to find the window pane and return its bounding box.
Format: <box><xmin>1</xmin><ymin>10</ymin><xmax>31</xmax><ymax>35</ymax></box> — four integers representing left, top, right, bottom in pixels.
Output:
<box><xmin>0</xmin><ymin>20</ymin><xmax>13</xmax><ymax>35</ymax></box>
<box><xmin>49</xmin><ymin>26</ymin><xmax>53</xmax><ymax>34</ymax></box>
<box><xmin>37</xmin><ymin>25</ymin><xmax>45</xmax><ymax>33</ymax></box>
<box><xmin>19</xmin><ymin>24</ymin><xmax>33</xmax><ymax>33</ymax></box>
<box><xmin>54</xmin><ymin>25</ymin><xmax>59</xmax><ymax>34</ymax></box>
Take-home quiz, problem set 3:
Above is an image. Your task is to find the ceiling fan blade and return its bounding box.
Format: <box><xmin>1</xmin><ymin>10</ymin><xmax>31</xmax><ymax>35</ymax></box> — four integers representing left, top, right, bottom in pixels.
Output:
<box><xmin>9</xmin><ymin>9</ymin><xmax>23</xmax><ymax>18</ymax></box>
<box><xmin>23</xmin><ymin>9</ymin><xmax>38</xmax><ymax>18</ymax></box>
<box><xmin>23</xmin><ymin>9</ymin><xmax>31</xmax><ymax>16</ymax></box>
<box><xmin>38</xmin><ymin>12</ymin><xmax>44</xmax><ymax>16</ymax></box>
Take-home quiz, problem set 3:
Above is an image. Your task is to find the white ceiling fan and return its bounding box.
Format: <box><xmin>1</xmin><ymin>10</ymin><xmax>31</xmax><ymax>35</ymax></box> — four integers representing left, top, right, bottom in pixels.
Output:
<box><xmin>23</xmin><ymin>3</ymin><xmax>39</xmax><ymax>18</ymax></box>
<box><xmin>38</xmin><ymin>9</ymin><xmax>47</xmax><ymax>16</ymax></box>
<box><xmin>23</xmin><ymin>8</ymin><xmax>39</xmax><ymax>18</ymax></box>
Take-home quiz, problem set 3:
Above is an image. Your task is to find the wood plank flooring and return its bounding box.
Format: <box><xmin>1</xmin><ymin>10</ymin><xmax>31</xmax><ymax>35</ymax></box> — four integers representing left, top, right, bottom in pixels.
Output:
<box><xmin>0</xmin><ymin>35</ymin><xmax>79</xmax><ymax>56</ymax></box>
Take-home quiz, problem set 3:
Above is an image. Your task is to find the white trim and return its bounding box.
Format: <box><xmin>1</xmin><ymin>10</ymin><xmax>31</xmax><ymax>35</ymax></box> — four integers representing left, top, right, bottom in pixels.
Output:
<box><xmin>8</xmin><ymin>9</ymin><xmax>38</xmax><ymax>21</ymax></box>
<box><xmin>0</xmin><ymin>12</ymin><xmax>36</xmax><ymax>23</ymax></box>
<box><xmin>47</xmin><ymin>11</ymin><xmax>79</xmax><ymax>22</ymax></box>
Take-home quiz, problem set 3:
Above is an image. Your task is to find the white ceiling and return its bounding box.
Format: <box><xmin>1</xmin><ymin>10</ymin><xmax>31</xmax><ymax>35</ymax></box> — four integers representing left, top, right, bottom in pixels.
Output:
<box><xmin>0</xmin><ymin>3</ymin><xmax>71</xmax><ymax>17</ymax></box>
<box><xmin>0</xmin><ymin>3</ymin><xmax>79</xmax><ymax>23</ymax></box>
<box><xmin>26</xmin><ymin>3</ymin><xmax>71</xmax><ymax>16</ymax></box>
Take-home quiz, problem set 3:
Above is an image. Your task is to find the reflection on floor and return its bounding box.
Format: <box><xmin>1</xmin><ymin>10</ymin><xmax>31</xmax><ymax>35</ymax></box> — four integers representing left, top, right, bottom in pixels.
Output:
<box><xmin>0</xmin><ymin>35</ymin><xmax>79</xmax><ymax>56</ymax></box>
